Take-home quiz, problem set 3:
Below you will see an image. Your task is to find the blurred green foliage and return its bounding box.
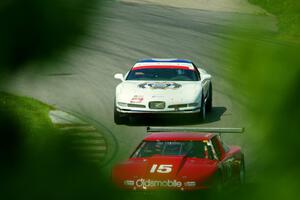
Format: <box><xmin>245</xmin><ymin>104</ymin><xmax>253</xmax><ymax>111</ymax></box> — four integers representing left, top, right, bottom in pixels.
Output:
<box><xmin>249</xmin><ymin>0</ymin><xmax>300</xmax><ymax>38</ymax></box>
<box><xmin>0</xmin><ymin>0</ymin><xmax>100</xmax><ymax>72</ymax></box>
<box><xmin>0</xmin><ymin>93</ymin><xmax>116</xmax><ymax>200</ymax></box>
<box><xmin>0</xmin><ymin>0</ymin><xmax>299</xmax><ymax>199</ymax></box>
<box><xmin>229</xmin><ymin>20</ymin><xmax>300</xmax><ymax>200</ymax></box>
<box><xmin>0</xmin><ymin>1</ymin><xmax>115</xmax><ymax>199</ymax></box>
<box><xmin>0</xmin><ymin>92</ymin><xmax>53</xmax><ymax>136</ymax></box>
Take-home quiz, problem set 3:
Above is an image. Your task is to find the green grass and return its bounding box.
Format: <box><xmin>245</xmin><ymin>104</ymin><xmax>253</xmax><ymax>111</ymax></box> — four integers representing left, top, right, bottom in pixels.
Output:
<box><xmin>228</xmin><ymin>5</ymin><xmax>300</xmax><ymax>197</ymax></box>
<box><xmin>0</xmin><ymin>92</ymin><xmax>54</xmax><ymax>136</ymax></box>
<box><xmin>249</xmin><ymin>0</ymin><xmax>300</xmax><ymax>40</ymax></box>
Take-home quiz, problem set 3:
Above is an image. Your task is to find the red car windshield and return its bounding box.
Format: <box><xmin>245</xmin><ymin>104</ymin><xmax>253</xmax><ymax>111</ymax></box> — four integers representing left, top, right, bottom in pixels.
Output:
<box><xmin>132</xmin><ymin>141</ymin><xmax>209</xmax><ymax>158</ymax></box>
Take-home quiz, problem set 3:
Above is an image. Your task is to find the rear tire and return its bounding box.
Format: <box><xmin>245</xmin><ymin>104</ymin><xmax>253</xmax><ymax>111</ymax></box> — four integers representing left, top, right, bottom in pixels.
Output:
<box><xmin>239</xmin><ymin>157</ymin><xmax>246</xmax><ymax>184</ymax></box>
<box><xmin>199</xmin><ymin>96</ymin><xmax>206</xmax><ymax>121</ymax></box>
<box><xmin>206</xmin><ymin>83</ymin><xmax>213</xmax><ymax>112</ymax></box>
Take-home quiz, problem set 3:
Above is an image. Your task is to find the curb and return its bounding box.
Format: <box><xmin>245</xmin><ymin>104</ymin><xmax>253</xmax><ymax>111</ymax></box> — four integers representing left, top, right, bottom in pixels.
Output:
<box><xmin>49</xmin><ymin>110</ymin><xmax>108</xmax><ymax>165</ymax></box>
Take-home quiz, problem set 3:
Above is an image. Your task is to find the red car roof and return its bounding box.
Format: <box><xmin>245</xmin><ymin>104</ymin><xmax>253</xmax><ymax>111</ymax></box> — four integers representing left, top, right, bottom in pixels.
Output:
<box><xmin>144</xmin><ymin>132</ymin><xmax>216</xmax><ymax>141</ymax></box>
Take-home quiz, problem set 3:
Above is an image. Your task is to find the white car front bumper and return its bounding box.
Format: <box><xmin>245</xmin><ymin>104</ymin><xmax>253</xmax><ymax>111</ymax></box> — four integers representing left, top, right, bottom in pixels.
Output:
<box><xmin>116</xmin><ymin>107</ymin><xmax>201</xmax><ymax>114</ymax></box>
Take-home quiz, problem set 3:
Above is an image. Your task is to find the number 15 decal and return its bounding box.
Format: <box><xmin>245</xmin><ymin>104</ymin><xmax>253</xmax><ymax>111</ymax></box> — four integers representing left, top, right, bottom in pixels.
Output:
<box><xmin>150</xmin><ymin>164</ymin><xmax>173</xmax><ymax>173</ymax></box>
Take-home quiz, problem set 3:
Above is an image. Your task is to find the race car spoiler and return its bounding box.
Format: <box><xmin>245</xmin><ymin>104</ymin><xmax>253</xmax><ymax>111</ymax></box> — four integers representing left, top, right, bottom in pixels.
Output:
<box><xmin>147</xmin><ymin>127</ymin><xmax>244</xmax><ymax>134</ymax></box>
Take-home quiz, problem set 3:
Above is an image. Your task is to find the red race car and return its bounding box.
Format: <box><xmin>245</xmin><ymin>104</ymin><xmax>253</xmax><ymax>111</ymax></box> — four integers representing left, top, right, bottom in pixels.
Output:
<box><xmin>112</xmin><ymin>127</ymin><xmax>245</xmax><ymax>191</ymax></box>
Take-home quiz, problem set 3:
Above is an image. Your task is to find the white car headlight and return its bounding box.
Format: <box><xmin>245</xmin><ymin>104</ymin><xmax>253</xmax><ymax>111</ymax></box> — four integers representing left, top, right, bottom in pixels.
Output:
<box><xmin>188</xmin><ymin>103</ymin><xmax>199</xmax><ymax>107</ymax></box>
<box><xmin>118</xmin><ymin>102</ymin><xmax>146</xmax><ymax>108</ymax></box>
<box><xmin>128</xmin><ymin>104</ymin><xmax>146</xmax><ymax>108</ymax></box>
<box><xmin>117</xmin><ymin>102</ymin><xmax>128</xmax><ymax>107</ymax></box>
<box><xmin>168</xmin><ymin>103</ymin><xmax>199</xmax><ymax>109</ymax></box>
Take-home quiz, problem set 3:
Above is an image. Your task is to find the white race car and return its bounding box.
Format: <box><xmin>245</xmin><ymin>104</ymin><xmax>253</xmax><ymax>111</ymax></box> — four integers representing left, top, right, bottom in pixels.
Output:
<box><xmin>113</xmin><ymin>59</ymin><xmax>212</xmax><ymax>124</ymax></box>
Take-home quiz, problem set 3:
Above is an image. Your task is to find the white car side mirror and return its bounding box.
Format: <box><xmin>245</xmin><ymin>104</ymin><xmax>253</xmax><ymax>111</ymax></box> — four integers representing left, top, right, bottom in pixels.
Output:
<box><xmin>201</xmin><ymin>74</ymin><xmax>211</xmax><ymax>81</ymax></box>
<box><xmin>114</xmin><ymin>73</ymin><xmax>124</xmax><ymax>81</ymax></box>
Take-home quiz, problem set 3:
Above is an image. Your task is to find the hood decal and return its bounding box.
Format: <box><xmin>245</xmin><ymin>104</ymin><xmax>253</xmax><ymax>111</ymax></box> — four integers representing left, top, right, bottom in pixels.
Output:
<box><xmin>138</xmin><ymin>82</ymin><xmax>181</xmax><ymax>90</ymax></box>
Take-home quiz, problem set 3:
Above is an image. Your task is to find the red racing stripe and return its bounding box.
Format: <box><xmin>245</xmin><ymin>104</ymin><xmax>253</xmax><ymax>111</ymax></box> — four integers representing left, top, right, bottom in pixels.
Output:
<box><xmin>132</xmin><ymin>65</ymin><xmax>194</xmax><ymax>71</ymax></box>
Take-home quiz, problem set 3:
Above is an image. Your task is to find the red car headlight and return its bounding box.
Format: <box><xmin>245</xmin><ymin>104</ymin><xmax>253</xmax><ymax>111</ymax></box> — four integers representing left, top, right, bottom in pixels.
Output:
<box><xmin>184</xmin><ymin>181</ymin><xmax>197</xmax><ymax>187</ymax></box>
<box><xmin>123</xmin><ymin>180</ymin><xmax>135</xmax><ymax>186</ymax></box>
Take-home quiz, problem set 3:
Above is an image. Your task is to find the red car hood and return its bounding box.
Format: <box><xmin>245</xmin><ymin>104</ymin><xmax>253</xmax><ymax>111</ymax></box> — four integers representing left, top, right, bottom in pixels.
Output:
<box><xmin>112</xmin><ymin>155</ymin><xmax>218</xmax><ymax>190</ymax></box>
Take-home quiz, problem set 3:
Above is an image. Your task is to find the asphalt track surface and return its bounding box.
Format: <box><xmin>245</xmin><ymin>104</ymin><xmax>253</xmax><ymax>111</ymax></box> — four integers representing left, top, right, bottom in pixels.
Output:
<box><xmin>3</xmin><ymin>1</ymin><xmax>276</xmax><ymax>178</ymax></box>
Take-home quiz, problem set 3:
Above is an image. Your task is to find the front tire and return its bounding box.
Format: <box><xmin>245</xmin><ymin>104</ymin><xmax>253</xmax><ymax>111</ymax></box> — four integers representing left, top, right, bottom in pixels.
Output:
<box><xmin>114</xmin><ymin>106</ymin><xmax>127</xmax><ymax>125</ymax></box>
<box><xmin>114</xmin><ymin>109</ymin><xmax>122</xmax><ymax>124</ymax></box>
<box><xmin>211</xmin><ymin>171</ymin><xmax>223</xmax><ymax>192</ymax></box>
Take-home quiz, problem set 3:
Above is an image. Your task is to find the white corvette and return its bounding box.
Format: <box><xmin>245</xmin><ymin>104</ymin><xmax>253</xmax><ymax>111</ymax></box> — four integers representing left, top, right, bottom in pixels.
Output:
<box><xmin>113</xmin><ymin>59</ymin><xmax>212</xmax><ymax>124</ymax></box>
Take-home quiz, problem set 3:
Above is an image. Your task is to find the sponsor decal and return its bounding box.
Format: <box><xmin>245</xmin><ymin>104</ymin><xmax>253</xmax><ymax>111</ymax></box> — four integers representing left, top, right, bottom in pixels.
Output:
<box><xmin>135</xmin><ymin>179</ymin><xmax>182</xmax><ymax>188</ymax></box>
<box><xmin>138</xmin><ymin>82</ymin><xmax>181</xmax><ymax>89</ymax></box>
<box><xmin>130</xmin><ymin>95</ymin><xmax>144</xmax><ymax>103</ymax></box>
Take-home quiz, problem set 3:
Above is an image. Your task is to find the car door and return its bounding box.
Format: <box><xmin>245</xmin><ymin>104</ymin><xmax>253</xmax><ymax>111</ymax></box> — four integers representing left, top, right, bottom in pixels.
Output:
<box><xmin>211</xmin><ymin>136</ymin><xmax>235</xmax><ymax>184</ymax></box>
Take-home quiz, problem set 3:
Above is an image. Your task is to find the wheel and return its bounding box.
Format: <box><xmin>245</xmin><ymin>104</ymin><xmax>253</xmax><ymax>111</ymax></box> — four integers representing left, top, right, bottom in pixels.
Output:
<box><xmin>211</xmin><ymin>171</ymin><xmax>223</xmax><ymax>192</ymax></box>
<box><xmin>114</xmin><ymin>109</ymin><xmax>122</xmax><ymax>124</ymax></box>
<box><xmin>238</xmin><ymin>157</ymin><xmax>246</xmax><ymax>184</ymax></box>
<box><xmin>206</xmin><ymin>83</ymin><xmax>212</xmax><ymax>112</ymax></box>
<box><xmin>199</xmin><ymin>96</ymin><xmax>206</xmax><ymax>121</ymax></box>
<box><xmin>114</xmin><ymin>106</ymin><xmax>127</xmax><ymax>125</ymax></box>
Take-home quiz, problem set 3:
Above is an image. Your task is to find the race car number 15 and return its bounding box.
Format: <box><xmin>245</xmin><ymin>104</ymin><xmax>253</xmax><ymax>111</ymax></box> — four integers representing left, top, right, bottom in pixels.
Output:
<box><xmin>150</xmin><ymin>164</ymin><xmax>173</xmax><ymax>173</ymax></box>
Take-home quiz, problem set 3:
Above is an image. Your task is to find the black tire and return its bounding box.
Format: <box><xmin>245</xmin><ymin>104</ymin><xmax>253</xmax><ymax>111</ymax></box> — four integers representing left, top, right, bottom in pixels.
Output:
<box><xmin>212</xmin><ymin>171</ymin><xmax>223</xmax><ymax>192</ymax></box>
<box><xmin>238</xmin><ymin>157</ymin><xmax>246</xmax><ymax>184</ymax></box>
<box><xmin>206</xmin><ymin>83</ymin><xmax>213</xmax><ymax>112</ymax></box>
<box><xmin>114</xmin><ymin>109</ymin><xmax>122</xmax><ymax>124</ymax></box>
<box><xmin>114</xmin><ymin>105</ymin><xmax>128</xmax><ymax>125</ymax></box>
<box><xmin>199</xmin><ymin>95</ymin><xmax>206</xmax><ymax>121</ymax></box>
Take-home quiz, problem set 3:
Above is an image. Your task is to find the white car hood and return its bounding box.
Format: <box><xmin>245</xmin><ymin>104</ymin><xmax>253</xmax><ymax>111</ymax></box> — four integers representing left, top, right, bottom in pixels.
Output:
<box><xmin>116</xmin><ymin>81</ymin><xmax>202</xmax><ymax>104</ymax></box>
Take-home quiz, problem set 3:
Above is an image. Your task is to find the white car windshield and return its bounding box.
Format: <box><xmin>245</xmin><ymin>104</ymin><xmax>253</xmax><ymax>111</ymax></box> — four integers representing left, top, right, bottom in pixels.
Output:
<box><xmin>126</xmin><ymin>68</ymin><xmax>199</xmax><ymax>81</ymax></box>
<box><xmin>132</xmin><ymin>141</ymin><xmax>209</xmax><ymax>158</ymax></box>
